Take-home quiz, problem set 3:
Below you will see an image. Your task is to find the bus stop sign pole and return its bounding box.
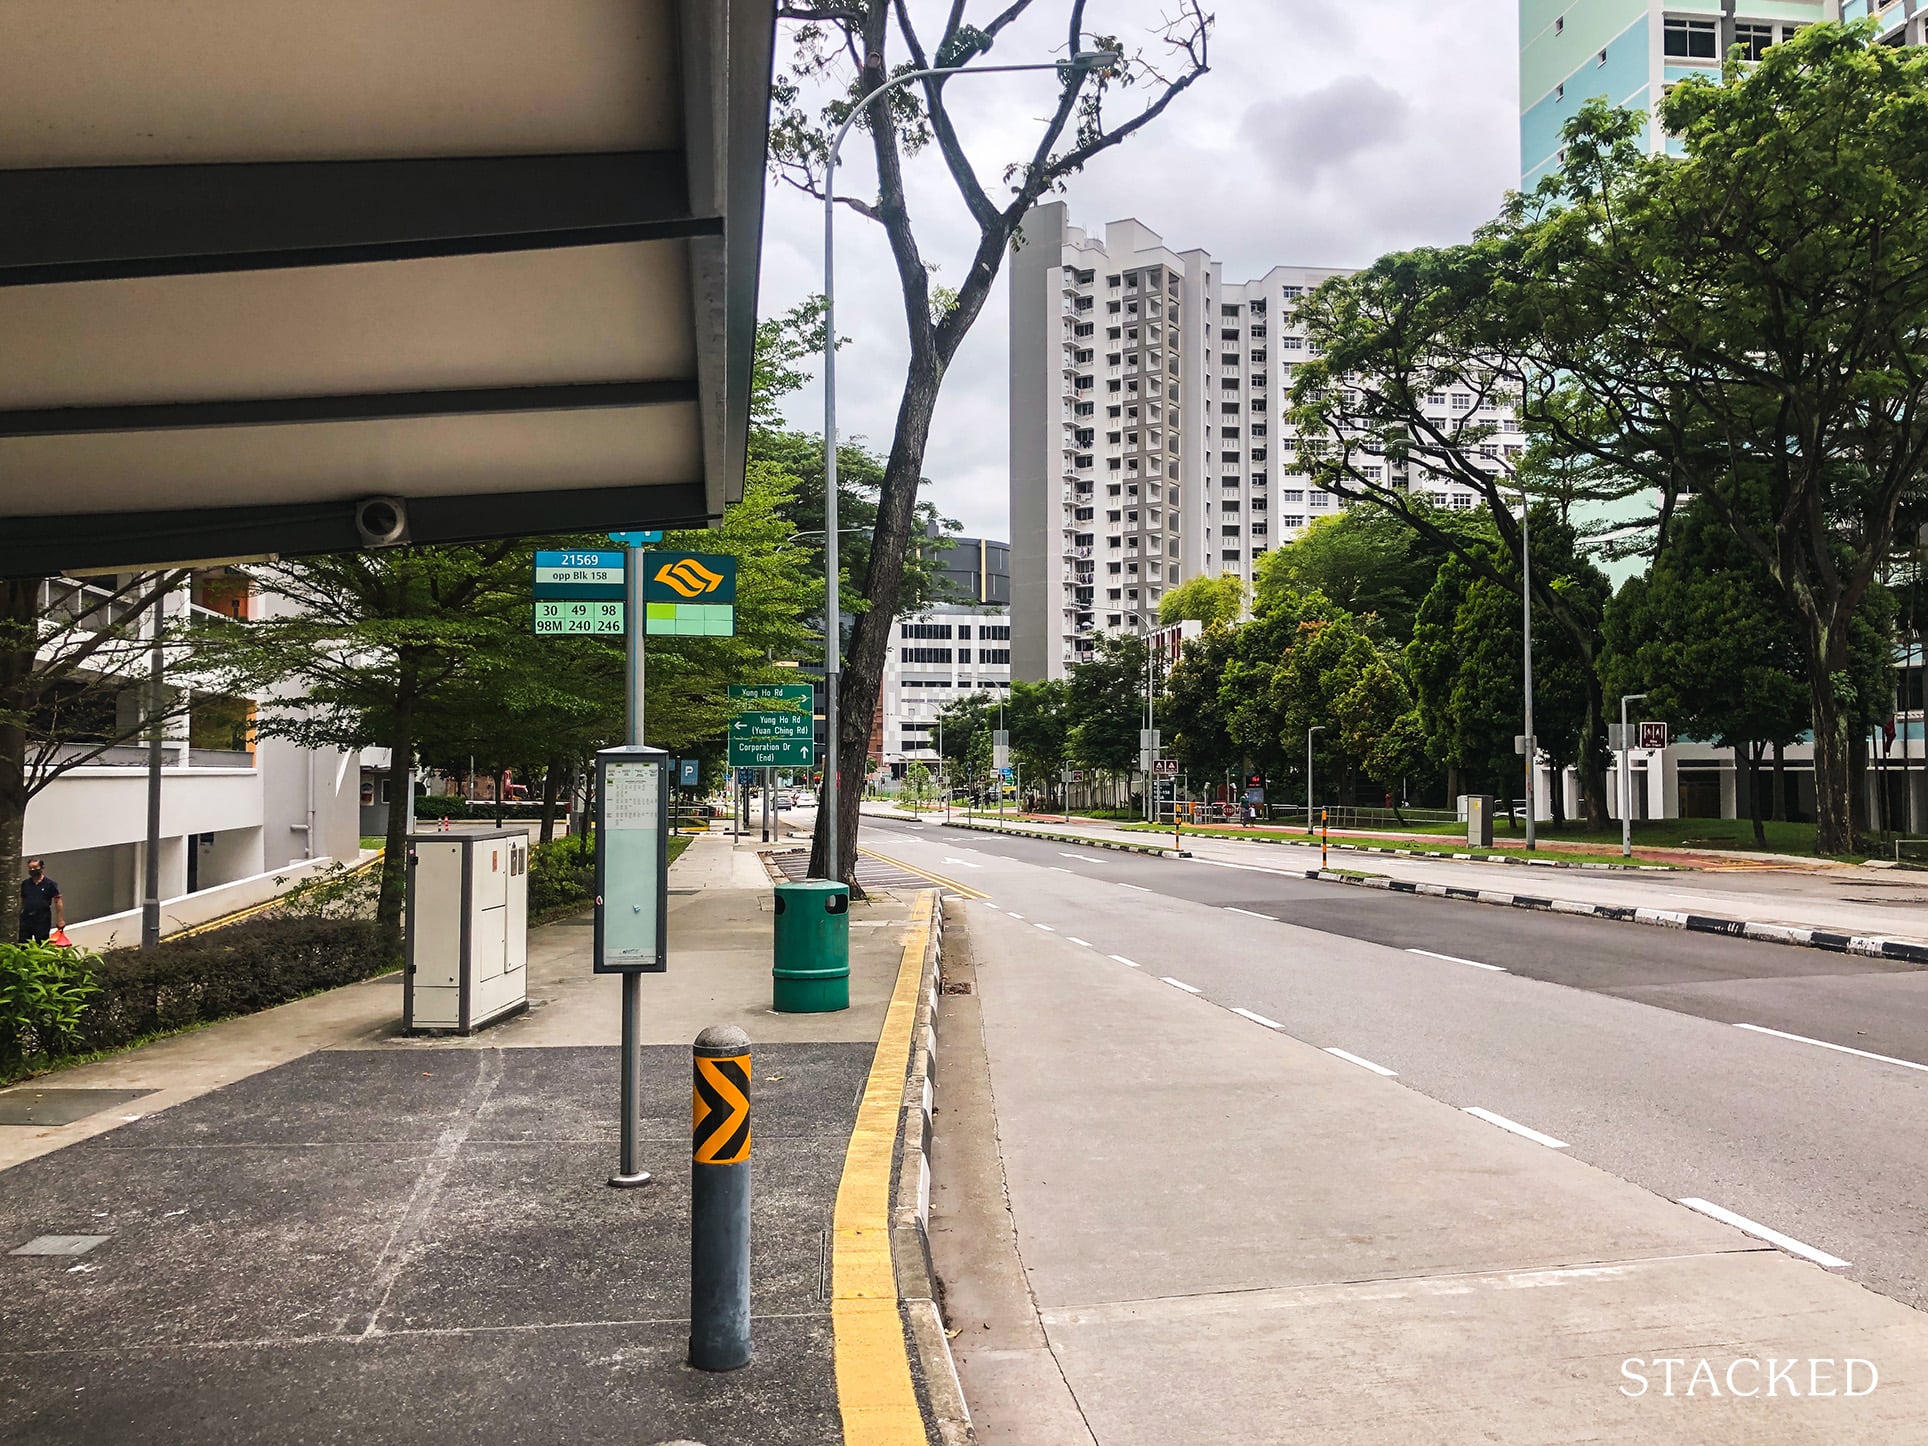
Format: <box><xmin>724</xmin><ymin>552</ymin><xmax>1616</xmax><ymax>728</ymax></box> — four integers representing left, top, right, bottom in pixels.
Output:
<box><xmin>611</xmin><ymin>544</ymin><xmax>652</xmax><ymax>1188</ymax></box>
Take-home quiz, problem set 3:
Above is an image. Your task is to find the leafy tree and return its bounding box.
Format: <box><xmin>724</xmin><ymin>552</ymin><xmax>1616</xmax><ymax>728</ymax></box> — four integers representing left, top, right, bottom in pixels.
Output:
<box><xmin>770</xmin><ymin>0</ymin><xmax>1212</xmax><ymax>882</ymax></box>
<box><xmin>1164</xmin><ymin>625</ymin><xmax>1240</xmax><ymax>782</ymax></box>
<box><xmin>1601</xmin><ymin>498</ymin><xmax>1810</xmax><ymax>844</ymax></box>
<box><xmin>1</xmin><ymin>571</ymin><xmax>187</xmax><ymax>940</ymax></box>
<box><xmin>936</xmin><ymin>690</ymin><xmax>1000</xmax><ymax>801</ymax></box>
<box><xmin>1501</xmin><ymin>24</ymin><xmax>1928</xmax><ymax>851</ymax></box>
<box><xmin>1007</xmin><ymin>679</ymin><xmax>1071</xmax><ymax>798</ymax></box>
<box><xmin>1065</xmin><ymin>632</ymin><xmax>1148</xmax><ymax>780</ymax></box>
<box><xmin>1289</xmin><ymin>255</ymin><xmax>1621</xmax><ymax>826</ymax></box>
<box><xmin>1254</xmin><ymin>509</ymin><xmax>1446</xmax><ymax>643</ymax></box>
<box><xmin>1158</xmin><ymin>573</ymin><xmax>1244</xmax><ymax>628</ymax></box>
<box><xmin>208</xmin><ymin>545</ymin><xmax>526</xmax><ymax>953</ymax></box>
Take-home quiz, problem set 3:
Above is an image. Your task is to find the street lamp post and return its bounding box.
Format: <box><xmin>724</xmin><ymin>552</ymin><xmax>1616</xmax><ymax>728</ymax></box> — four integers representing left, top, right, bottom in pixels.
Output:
<box><xmin>1306</xmin><ymin>725</ymin><xmax>1324</xmax><ymax>835</ymax></box>
<box><xmin>1520</xmin><ymin>485</ymin><xmax>1536</xmax><ymax>851</ymax></box>
<box><xmin>1620</xmin><ymin>691</ymin><xmax>1648</xmax><ymax>859</ymax></box>
<box><xmin>818</xmin><ymin>48</ymin><xmax>1118</xmax><ymax>881</ymax></box>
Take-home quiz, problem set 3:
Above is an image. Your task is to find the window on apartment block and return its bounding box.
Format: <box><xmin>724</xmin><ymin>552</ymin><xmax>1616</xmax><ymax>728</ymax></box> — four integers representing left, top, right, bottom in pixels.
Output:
<box><xmin>1663</xmin><ymin>17</ymin><xmax>1717</xmax><ymax>60</ymax></box>
<box><xmin>1735</xmin><ymin>22</ymin><xmax>1776</xmax><ymax>61</ymax></box>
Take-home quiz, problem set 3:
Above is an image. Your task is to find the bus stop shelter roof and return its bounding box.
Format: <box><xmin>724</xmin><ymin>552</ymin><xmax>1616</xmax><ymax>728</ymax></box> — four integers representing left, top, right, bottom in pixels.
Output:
<box><xmin>0</xmin><ymin>1</ymin><xmax>774</xmax><ymax>576</ymax></box>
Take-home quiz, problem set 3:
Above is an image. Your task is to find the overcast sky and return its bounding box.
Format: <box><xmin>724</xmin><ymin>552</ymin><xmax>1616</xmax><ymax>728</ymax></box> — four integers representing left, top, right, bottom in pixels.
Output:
<box><xmin>756</xmin><ymin>3</ymin><xmax>1522</xmax><ymax>541</ymax></box>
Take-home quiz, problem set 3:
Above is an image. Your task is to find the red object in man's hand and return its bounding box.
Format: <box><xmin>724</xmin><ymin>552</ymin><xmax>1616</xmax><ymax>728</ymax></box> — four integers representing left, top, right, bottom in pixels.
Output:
<box><xmin>47</xmin><ymin>929</ymin><xmax>72</xmax><ymax>948</ymax></box>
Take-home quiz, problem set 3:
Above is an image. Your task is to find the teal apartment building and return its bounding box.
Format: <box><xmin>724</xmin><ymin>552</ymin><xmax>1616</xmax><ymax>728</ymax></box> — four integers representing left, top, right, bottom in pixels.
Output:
<box><xmin>1521</xmin><ymin>1</ymin><xmax>1834</xmax><ymax>187</ymax></box>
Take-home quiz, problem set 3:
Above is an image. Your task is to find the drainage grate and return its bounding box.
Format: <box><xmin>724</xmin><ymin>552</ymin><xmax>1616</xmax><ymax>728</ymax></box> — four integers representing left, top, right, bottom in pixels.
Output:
<box><xmin>0</xmin><ymin>1088</ymin><xmax>155</xmax><ymax>1126</ymax></box>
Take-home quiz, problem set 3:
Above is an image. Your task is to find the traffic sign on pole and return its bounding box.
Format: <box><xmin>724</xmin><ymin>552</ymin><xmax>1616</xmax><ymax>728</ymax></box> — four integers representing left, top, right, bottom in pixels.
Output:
<box><xmin>728</xmin><ymin>710</ymin><xmax>814</xmax><ymax>768</ymax></box>
<box><xmin>1152</xmin><ymin>757</ymin><xmax>1179</xmax><ymax>778</ymax></box>
<box><xmin>1639</xmin><ymin>721</ymin><xmax>1670</xmax><ymax>750</ymax></box>
<box><xmin>534</xmin><ymin>549</ymin><xmax>626</xmax><ymax>599</ymax></box>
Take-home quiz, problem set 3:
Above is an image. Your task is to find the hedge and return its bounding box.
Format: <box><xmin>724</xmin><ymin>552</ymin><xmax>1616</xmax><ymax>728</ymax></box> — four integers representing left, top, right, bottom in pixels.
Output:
<box><xmin>25</xmin><ymin>917</ymin><xmax>393</xmax><ymax>1067</ymax></box>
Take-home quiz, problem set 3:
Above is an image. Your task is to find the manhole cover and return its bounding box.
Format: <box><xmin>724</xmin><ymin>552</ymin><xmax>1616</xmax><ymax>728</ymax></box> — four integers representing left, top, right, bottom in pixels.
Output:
<box><xmin>0</xmin><ymin>1088</ymin><xmax>155</xmax><ymax>1126</ymax></box>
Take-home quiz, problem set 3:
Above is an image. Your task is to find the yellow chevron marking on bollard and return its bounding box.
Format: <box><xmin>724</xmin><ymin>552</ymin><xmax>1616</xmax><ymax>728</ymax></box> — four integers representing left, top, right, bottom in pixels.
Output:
<box><xmin>831</xmin><ymin>891</ymin><xmax>933</xmax><ymax>1444</ymax></box>
<box><xmin>692</xmin><ymin>1054</ymin><xmax>751</xmax><ymax>1165</ymax></box>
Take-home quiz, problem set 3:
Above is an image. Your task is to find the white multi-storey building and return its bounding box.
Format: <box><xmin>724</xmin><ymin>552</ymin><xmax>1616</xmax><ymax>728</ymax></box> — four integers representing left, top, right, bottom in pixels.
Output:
<box><xmin>22</xmin><ymin>568</ymin><xmax>361</xmax><ymax>945</ymax></box>
<box><xmin>1008</xmin><ymin>204</ymin><xmax>1491</xmax><ymax>681</ymax></box>
<box><xmin>879</xmin><ymin>605</ymin><xmax>1012</xmax><ymax>774</ymax></box>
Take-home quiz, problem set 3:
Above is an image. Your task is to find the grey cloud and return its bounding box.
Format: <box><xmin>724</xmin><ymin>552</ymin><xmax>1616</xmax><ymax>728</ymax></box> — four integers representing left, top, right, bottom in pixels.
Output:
<box><xmin>1238</xmin><ymin>76</ymin><xmax>1412</xmax><ymax>188</ymax></box>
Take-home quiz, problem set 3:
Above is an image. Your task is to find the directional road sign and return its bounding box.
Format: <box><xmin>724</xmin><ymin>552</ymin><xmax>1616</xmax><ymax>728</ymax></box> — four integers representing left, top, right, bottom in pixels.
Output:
<box><xmin>533</xmin><ymin>549</ymin><xmax>626</xmax><ymax>600</ymax></box>
<box><xmin>728</xmin><ymin>710</ymin><xmax>814</xmax><ymax>768</ymax></box>
<box><xmin>533</xmin><ymin>599</ymin><xmax>624</xmax><ymax>635</ymax></box>
<box><xmin>728</xmin><ymin>682</ymin><xmax>813</xmax><ymax>710</ymax></box>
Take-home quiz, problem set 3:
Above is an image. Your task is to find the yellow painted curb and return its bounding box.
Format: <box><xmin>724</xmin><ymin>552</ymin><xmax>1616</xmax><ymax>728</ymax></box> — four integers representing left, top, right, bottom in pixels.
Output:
<box><xmin>831</xmin><ymin>890</ymin><xmax>934</xmax><ymax>1445</ymax></box>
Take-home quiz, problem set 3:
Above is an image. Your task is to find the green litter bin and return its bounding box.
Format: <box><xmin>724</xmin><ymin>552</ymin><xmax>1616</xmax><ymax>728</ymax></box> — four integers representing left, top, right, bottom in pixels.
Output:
<box><xmin>772</xmin><ymin>880</ymin><xmax>850</xmax><ymax>1013</ymax></box>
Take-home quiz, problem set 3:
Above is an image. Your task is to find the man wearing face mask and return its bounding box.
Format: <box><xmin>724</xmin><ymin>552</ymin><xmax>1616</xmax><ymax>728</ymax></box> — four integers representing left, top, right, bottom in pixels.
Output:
<box><xmin>18</xmin><ymin>860</ymin><xmax>63</xmax><ymax>944</ymax></box>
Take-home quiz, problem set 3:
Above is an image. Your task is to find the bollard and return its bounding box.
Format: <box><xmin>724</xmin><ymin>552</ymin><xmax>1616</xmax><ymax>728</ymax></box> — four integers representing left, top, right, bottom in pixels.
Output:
<box><xmin>690</xmin><ymin>1024</ymin><xmax>752</xmax><ymax>1371</ymax></box>
<box><xmin>1321</xmin><ymin>807</ymin><xmax>1328</xmax><ymax>869</ymax></box>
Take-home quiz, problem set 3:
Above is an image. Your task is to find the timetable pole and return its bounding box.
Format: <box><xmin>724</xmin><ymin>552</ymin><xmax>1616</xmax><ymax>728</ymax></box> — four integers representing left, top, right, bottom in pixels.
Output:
<box><xmin>611</xmin><ymin>545</ymin><xmax>651</xmax><ymax>1189</ymax></box>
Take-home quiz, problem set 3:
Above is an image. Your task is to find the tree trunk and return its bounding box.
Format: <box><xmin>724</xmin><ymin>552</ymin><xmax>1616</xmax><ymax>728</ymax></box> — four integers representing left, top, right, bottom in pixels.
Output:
<box><xmin>538</xmin><ymin>753</ymin><xmax>564</xmax><ymax>845</ymax></box>
<box><xmin>376</xmin><ymin>663</ymin><xmax>419</xmax><ymax>958</ymax></box>
<box><xmin>1810</xmin><ymin>679</ymin><xmax>1853</xmax><ymax>856</ymax></box>
<box><xmin>1771</xmin><ymin>740</ymin><xmax>1787</xmax><ymax>822</ymax></box>
<box><xmin>809</xmin><ymin>359</ymin><xmax>945</xmax><ymax>887</ymax></box>
<box><xmin>0</xmin><ymin>578</ymin><xmax>42</xmax><ymax>944</ymax></box>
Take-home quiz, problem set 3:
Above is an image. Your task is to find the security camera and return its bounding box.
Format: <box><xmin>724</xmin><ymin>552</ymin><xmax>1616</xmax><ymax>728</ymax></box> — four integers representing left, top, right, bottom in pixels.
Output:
<box><xmin>354</xmin><ymin>496</ymin><xmax>410</xmax><ymax>548</ymax></box>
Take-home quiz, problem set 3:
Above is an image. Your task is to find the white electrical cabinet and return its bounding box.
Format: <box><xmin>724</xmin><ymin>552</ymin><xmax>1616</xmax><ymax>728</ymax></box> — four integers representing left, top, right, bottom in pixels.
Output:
<box><xmin>404</xmin><ymin>829</ymin><xmax>529</xmax><ymax>1034</ymax></box>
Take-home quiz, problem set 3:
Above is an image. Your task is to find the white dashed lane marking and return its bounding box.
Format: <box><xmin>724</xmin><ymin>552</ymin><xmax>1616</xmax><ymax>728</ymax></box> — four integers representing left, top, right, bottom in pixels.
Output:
<box><xmin>1676</xmin><ymin>1197</ymin><xmax>1849</xmax><ymax>1269</ymax></box>
<box><xmin>1232</xmin><ymin>1008</ymin><xmax>1283</xmax><ymax>1030</ymax></box>
<box><xmin>1463</xmin><ymin>1107</ymin><xmax>1568</xmax><ymax>1149</ymax></box>
<box><xmin>1408</xmin><ymin>947</ymin><xmax>1505</xmax><ymax>972</ymax></box>
<box><xmin>1325</xmin><ymin>1047</ymin><xmax>1397</xmax><ymax>1077</ymax></box>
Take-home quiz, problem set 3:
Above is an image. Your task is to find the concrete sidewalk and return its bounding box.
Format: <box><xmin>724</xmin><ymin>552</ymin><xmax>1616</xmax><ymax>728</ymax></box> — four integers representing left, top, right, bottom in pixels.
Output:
<box><xmin>932</xmin><ymin>898</ymin><xmax>1928</xmax><ymax>1443</ymax></box>
<box><xmin>931</xmin><ymin>811</ymin><xmax>1928</xmax><ymax>953</ymax></box>
<box><xmin>0</xmin><ymin>833</ymin><xmax>947</xmax><ymax>1445</ymax></box>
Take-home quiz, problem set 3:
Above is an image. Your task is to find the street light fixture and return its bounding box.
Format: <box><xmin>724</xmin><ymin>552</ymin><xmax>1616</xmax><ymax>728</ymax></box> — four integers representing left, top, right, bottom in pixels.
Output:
<box><xmin>1619</xmin><ymin>691</ymin><xmax>1648</xmax><ymax>859</ymax></box>
<box><xmin>817</xmin><ymin>46</ymin><xmax>1120</xmax><ymax>882</ymax></box>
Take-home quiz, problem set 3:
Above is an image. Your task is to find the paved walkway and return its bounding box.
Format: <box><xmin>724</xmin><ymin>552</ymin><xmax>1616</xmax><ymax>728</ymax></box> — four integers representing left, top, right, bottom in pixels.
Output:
<box><xmin>932</xmin><ymin>898</ymin><xmax>1928</xmax><ymax>1442</ymax></box>
<box><xmin>0</xmin><ymin>834</ymin><xmax>939</xmax><ymax>1446</ymax></box>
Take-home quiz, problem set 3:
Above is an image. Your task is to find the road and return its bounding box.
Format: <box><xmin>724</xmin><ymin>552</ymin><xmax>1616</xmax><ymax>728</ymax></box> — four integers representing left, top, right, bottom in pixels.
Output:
<box><xmin>862</xmin><ymin>815</ymin><xmax>1928</xmax><ymax>1316</ymax></box>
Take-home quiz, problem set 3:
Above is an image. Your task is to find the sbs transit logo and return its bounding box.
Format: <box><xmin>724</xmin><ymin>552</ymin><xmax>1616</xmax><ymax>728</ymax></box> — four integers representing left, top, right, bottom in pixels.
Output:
<box><xmin>654</xmin><ymin>558</ymin><xmax>726</xmax><ymax>598</ymax></box>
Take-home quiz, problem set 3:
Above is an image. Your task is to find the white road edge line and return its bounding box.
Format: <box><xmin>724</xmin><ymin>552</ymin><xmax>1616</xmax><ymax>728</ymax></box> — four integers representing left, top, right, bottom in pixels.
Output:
<box><xmin>1462</xmin><ymin>1107</ymin><xmax>1568</xmax><ymax>1149</ymax></box>
<box><xmin>1408</xmin><ymin>947</ymin><xmax>1506</xmax><ymax>972</ymax></box>
<box><xmin>1109</xmin><ymin>954</ymin><xmax>1142</xmax><ymax>969</ymax></box>
<box><xmin>1066</xmin><ymin>937</ymin><xmax>1092</xmax><ymax>948</ymax></box>
<box><xmin>979</xmin><ymin>902</ymin><xmax>1001</xmax><ymax>910</ymax></box>
<box><xmin>1115</xmin><ymin>882</ymin><xmax>1152</xmax><ymax>893</ymax></box>
<box><xmin>1325</xmin><ymin>1047</ymin><xmax>1397</xmax><ymax>1077</ymax></box>
<box><xmin>1677</xmin><ymin>1197</ymin><xmax>1850</xmax><ymax>1269</ymax></box>
<box><xmin>1734</xmin><ymin>1022</ymin><xmax>1928</xmax><ymax>1075</ymax></box>
<box><xmin>1231</xmin><ymin>1007</ymin><xmax>1283</xmax><ymax>1030</ymax></box>
<box><xmin>1035</xmin><ymin>923</ymin><xmax>1055</xmax><ymax>932</ymax></box>
<box><xmin>1006</xmin><ymin>912</ymin><xmax>1024</xmax><ymax>920</ymax></box>
<box><xmin>1161</xmin><ymin>977</ymin><xmax>1203</xmax><ymax>994</ymax></box>
<box><xmin>1058</xmin><ymin>852</ymin><xmax>1086</xmax><ymax>859</ymax></box>
<box><xmin>1225</xmin><ymin>907</ymin><xmax>1278</xmax><ymax>921</ymax></box>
